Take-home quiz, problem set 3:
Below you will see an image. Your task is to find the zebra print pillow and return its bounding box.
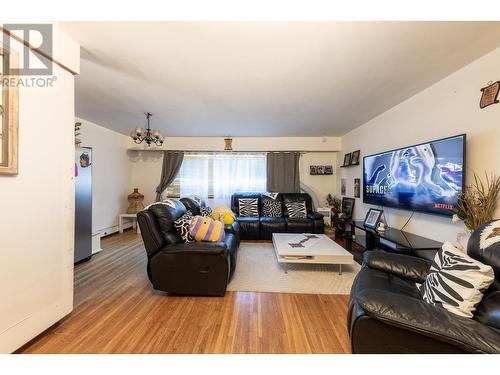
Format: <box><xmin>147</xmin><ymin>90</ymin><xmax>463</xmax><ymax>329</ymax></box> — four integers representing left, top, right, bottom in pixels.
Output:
<box><xmin>238</xmin><ymin>198</ymin><xmax>259</xmax><ymax>217</ymax></box>
<box><xmin>262</xmin><ymin>200</ymin><xmax>282</xmax><ymax>217</ymax></box>
<box><xmin>285</xmin><ymin>201</ymin><xmax>307</xmax><ymax>219</ymax></box>
<box><xmin>419</xmin><ymin>242</ymin><xmax>494</xmax><ymax>318</ymax></box>
<box><xmin>173</xmin><ymin>212</ymin><xmax>195</xmax><ymax>243</ymax></box>
<box><xmin>199</xmin><ymin>206</ymin><xmax>213</xmax><ymax>217</ymax></box>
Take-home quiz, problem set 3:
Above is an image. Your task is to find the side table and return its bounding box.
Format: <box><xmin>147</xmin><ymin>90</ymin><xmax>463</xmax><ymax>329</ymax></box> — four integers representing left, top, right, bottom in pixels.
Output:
<box><xmin>119</xmin><ymin>213</ymin><xmax>141</xmax><ymax>234</ymax></box>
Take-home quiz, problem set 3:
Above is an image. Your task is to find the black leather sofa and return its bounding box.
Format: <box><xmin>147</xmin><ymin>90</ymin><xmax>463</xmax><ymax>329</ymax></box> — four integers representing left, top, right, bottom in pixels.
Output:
<box><xmin>348</xmin><ymin>221</ymin><xmax>500</xmax><ymax>353</ymax></box>
<box><xmin>230</xmin><ymin>192</ymin><xmax>324</xmax><ymax>240</ymax></box>
<box><xmin>137</xmin><ymin>198</ymin><xmax>240</xmax><ymax>296</ymax></box>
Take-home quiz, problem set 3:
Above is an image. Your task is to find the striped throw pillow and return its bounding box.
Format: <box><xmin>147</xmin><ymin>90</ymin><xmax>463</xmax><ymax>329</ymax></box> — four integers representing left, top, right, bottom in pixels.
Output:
<box><xmin>238</xmin><ymin>198</ymin><xmax>259</xmax><ymax>217</ymax></box>
<box><xmin>189</xmin><ymin>215</ymin><xmax>225</xmax><ymax>242</ymax></box>
<box><xmin>420</xmin><ymin>242</ymin><xmax>494</xmax><ymax>318</ymax></box>
<box><xmin>285</xmin><ymin>201</ymin><xmax>307</xmax><ymax>219</ymax></box>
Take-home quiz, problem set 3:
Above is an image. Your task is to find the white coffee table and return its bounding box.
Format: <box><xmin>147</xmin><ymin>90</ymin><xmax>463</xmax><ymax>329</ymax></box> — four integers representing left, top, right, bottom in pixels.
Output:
<box><xmin>272</xmin><ymin>233</ymin><xmax>354</xmax><ymax>275</ymax></box>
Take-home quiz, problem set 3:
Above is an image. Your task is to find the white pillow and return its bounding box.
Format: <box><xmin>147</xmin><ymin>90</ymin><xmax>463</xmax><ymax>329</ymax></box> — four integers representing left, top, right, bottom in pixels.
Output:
<box><xmin>420</xmin><ymin>241</ymin><xmax>494</xmax><ymax>318</ymax></box>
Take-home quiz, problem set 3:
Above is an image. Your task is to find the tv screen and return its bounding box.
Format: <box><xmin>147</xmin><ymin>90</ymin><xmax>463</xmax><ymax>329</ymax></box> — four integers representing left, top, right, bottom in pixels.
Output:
<box><xmin>363</xmin><ymin>134</ymin><xmax>465</xmax><ymax>216</ymax></box>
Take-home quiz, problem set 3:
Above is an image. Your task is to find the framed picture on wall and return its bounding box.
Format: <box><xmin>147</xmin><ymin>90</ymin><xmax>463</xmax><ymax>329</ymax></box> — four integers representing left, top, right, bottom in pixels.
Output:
<box><xmin>343</xmin><ymin>153</ymin><xmax>351</xmax><ymax>167</ymax></box>
<box><xmin>354</xmin><ymin>178</ymin><xmax>360</xmax><ymax>198</ymax></box>
<box><xmin>324</xmin><ymin>165</ymin><xmax>333</xmax><ymax>175</ymax></box>
<box><xmin>341</xmin><ymin>178</ymin><xmax>346</xmax><ymax>196</ymax></box>
<box><xmin>351</xmin><ymin>150</ymin><xmax>360</xmax><ymax>165</ymax></box>
<box><xmin>310</xmin><ymin>165</ymin><xmax>318</xmax><ymax>175</ymax></box>
<box><xmin>0</xmin><ymin>45</ymin><xmax>19</xmax><ymax>175</ymax></box>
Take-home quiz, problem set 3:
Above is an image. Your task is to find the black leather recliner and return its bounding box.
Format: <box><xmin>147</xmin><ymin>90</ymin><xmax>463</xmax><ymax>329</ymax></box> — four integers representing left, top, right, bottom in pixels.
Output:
<box><xmin>137</xmin><ymin>198</ymin><xmax>240</xmax><ymax>296</ymax></box>
<box><xmin>230</xmin><ymin>192</ymin><xmax>324</xmax><ymax>240</ymax></box>
<box><xmin>348</xmin><ymin>220</ymin><xmax>500</xmax><ymax>353</ymax></box>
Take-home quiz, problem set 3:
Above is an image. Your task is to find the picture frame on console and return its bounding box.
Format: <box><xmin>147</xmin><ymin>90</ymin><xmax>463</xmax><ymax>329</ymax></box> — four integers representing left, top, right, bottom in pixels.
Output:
<box><xmin>363</xmin><ymin>208</ymin><xmax>383</xmax><ymax>229</ymax></box>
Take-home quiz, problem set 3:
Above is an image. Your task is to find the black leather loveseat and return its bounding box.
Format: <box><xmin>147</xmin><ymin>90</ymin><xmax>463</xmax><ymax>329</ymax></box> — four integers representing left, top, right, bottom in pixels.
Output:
<box><xmin>348</xmin><ymin>220</ymin><xmax>500</xmax><ymax>353</ymax></box>
<box><xmin>230</xmin><ymin>192</ymin><xmax>324</xmax><ymax>240</ymax></box>
<box><xmin>137</xmin><ymin>198</ymin><xmax>240</xmax><ymax>296</ymax></box>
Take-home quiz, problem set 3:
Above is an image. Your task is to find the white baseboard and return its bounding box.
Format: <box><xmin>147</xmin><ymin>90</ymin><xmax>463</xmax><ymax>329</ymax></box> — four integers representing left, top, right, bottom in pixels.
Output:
<box><xmin>98</xmin><ymin>222</ymin><xmax>133</xmax><ymax>238</ymax></box>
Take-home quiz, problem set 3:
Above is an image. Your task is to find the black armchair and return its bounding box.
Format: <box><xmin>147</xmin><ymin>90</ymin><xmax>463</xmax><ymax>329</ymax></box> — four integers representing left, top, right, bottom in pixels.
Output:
<box><xmin>137</xmin><ymin>199</ymin><xmax>239</xmax><ymax>296</ymax></box>
<box><xmin>348</xmin><ymin>220</ymin><xmax>500</xmax><ymax>353</ymax></box>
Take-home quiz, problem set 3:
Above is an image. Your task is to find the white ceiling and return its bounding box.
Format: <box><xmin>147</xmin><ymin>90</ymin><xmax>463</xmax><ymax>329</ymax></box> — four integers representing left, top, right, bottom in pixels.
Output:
<box><xmin>60</xmin><ymin>22</ymin><xmax>500</xmax><ymax>137</ymax></box>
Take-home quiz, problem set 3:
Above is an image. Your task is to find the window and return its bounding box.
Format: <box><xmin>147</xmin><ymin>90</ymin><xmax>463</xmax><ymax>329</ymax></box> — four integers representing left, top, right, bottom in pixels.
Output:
<box><xmin>165</xmin><ymin>152</ymin><xmax>267</xmax><ymax>201</ymax></box>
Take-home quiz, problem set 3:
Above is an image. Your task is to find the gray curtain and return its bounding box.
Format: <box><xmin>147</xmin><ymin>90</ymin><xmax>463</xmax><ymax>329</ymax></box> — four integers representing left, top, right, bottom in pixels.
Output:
<box><xmin>155</xmin><ymin>151</ymin><xmax>184</xmax><ymax>201</ymax></box>
<box><xmin>266</xmin><ymin>152</ymin><xmax>300</xmax><ymax>193</ymax></box>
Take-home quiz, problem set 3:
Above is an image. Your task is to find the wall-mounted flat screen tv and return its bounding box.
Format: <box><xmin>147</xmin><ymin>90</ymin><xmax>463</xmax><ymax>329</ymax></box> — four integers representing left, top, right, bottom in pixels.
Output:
<box><xmin>363</xmin><ymin>134</ymin><xmax>466</xmax><ymax>216</ymax></box>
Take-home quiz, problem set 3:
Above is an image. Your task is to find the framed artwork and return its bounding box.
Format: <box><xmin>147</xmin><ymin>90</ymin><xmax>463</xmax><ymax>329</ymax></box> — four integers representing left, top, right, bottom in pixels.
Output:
<box><xmin>354</xmin><ymin>178</ymin><xmax>360</xmax><ymax>198</ymax></box>
<box><xmin>324</xmin><ymin>165</ymin><xmax>333</xmax><ymax>175</ymax></box>
<box><xmin>480</xmin><ymin>81</ymin><xmax>500</xmax><ymax>109</ymax></box>
<box><xmin>341</xmin><ymin>178</ymin><xmax>346</xmax><ymax>196</ymax></box>
<box><xmin>363</xmin><ymin>208</ymin><xmax>383</xmax><ymax>230</ymax></box>
<box><xmin>317</xmin><ymin>166</ymin><xmax>325</xmax><ymax>175</ymax></box>
<box><xmin>309</xmin><ymin>165</ymin><xmax>317</xmax><ymax>175</ymax></box>
<box><xmin>343</xmin><ymin>153</ymin><xmax>351</xmax><ymax>167</ymax></box>
<box><xmin>0</xmin><ymin>45</ymin><xmax>19</xmax><ymax>175</ymax></box>
<box><xmin>351</xmin><ymin>150</ymin><xmax>360</xmax><ymax>165</ymax></box>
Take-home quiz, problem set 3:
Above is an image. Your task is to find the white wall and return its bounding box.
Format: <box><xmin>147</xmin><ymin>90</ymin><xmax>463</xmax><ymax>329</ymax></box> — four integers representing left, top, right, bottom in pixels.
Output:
<box><xmin>0</xmin><ymin>26</ymin><xmax>79</xmax><ymax>353</ymax></box>
<box><xmin>300</xmin><ymin>152</ymin><xmax>338</xmax><ymax>206</ymax></box>
<box><xmin>78</xmin><ymin>118</ymin><xmax>131</xmax><ymax>235</ymax></box>
<box><xmin>340</xmin><ymin>47</ymin><xmax>500</xmax><ymax>243</ymax></box>
<box><xmin>127</xmin><ymin>136</ymin><xmax>341</xmax><ymax>152</ymax></box>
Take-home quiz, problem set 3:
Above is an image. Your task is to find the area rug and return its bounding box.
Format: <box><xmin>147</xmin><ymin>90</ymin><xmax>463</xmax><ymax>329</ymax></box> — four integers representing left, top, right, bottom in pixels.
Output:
<box><xmin>227</xmin><ymin>242</ymin><xmax>360</xmax><ymax>295</ymax></box>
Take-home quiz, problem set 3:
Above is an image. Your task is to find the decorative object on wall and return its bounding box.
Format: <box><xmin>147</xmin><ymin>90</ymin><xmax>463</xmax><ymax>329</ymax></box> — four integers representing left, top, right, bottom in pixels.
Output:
<box><xmin>130</xmin><ymin>112</ymin><xmax>165</xmax><ymax>147</ymax></box>
<box><xmin>224</xmin><ymin>137</ymin><xmax>233</xmax><ymax>151</ymax></box>
<box><xmin>342</xmin><ymin>153</ymin><xmax>351</xmax><ymax>167</ymax></box>
<box><xmin>454</xmin><ymin>172</ymin><xmax>500</xmax><ymax>231</ymax></box>
<box><xmin>479</xmin><ymin>81</ymin><xmax>500</xmax><ymax>109</ymax></box>
<box><xmin>0</xmin><ymin>45</ymin><xmax>19</xmax><ymax>175</ymax></box>
<box><xmin>309</xmin><ymin>165</ymin><xmax>333</xmax><ymax>175</ymax></box>
<box><xmin>354</xmin><ymin>178</ymin><xmax>361</xmax><ymax>198</ymax></box>
<box><xmin>341</xmin><ymin>178</ymin><xmax>346</xmax><ymax>196</ymax></box>
<box><xmin>127</xmin><ymin>188</ymin><xmax>145</xmax><ymax>214</ymax></box>
<box><xmin>350</xmin><ymin>150</ymin><xmax>360</xmax><ymax>165</ymax></box>
<box><xmin>74</xmin><ymin>122</ymin><xmax>82</xmax><ymax>145</ymax></box>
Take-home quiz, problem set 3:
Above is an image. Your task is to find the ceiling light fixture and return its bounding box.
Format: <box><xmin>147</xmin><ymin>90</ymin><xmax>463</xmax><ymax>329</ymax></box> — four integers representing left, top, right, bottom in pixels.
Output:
<box><xmin>130</xmin><ymin>112</ymin><xmax>164</xmax><ymax>147</ymax></box>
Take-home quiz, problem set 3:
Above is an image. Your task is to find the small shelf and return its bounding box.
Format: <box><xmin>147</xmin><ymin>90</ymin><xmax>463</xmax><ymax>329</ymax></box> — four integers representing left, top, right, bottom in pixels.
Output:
<box><xmin>340</xmin><ymin>162</ymin><xmax>360</xmax><ymax>168</ymax></box>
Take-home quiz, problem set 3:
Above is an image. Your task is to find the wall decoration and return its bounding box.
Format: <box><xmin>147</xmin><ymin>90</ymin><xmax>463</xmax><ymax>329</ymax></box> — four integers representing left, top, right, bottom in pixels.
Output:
<box><xmin>75</xmin><ymin>122</ymin><xmax>82</xmax><ymax>145</ymax></box>
<box><xmin>480</xmin><ymin>81</ymin><xmax>500</xmax><ymax>109</ymax></box>
<box><xmin>341</xmin><ymin>178</ymin><xmax>346</xmax><ymax>196</ymax></box>
<box><xmin>0</xmin><ymin>45</ymin><xmax>19</xmax><ymax>175</ymax></box>
<box><xmin>343</xmin><ymin>153</ymin><xmax>351</xmax><ymax>167</ymax></box>
<box><xmin>224</xmin><ymin>137</ymin><xmax>233</xmax><ymax>151</ymax></box>
<box><xmin>309</xmin><ymin>165</ymin><xmax>333</xmax><ymax>175</ymax></box>
<box><xmin>354</xmin><ymin>178</ymin><xmax>361</xmax><ymax>198</ymax></box>
<box><xmin>350</xmin><ymin>150</ymin><xmax>360</xmax><ymax>165</ymax></box>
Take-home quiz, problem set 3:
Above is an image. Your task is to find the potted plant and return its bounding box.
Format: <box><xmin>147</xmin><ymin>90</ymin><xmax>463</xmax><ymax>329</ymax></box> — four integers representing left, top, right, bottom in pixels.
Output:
<box><xmin>453</xmin><ymin>172</ymin><xmax>500</xmax><ymax>248</ymax></box>
<box><xmin>326</xmin><ymin>193</ymin><xmax>342</xmax><ymax>229</ymax></box>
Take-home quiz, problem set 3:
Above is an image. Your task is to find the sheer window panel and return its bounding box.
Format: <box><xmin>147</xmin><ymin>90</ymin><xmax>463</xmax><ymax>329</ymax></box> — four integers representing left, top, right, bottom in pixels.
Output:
<box><xmin>165</xmin><ymin>152</ymin><xmax>266</xmax><ymax>204</ymax></box>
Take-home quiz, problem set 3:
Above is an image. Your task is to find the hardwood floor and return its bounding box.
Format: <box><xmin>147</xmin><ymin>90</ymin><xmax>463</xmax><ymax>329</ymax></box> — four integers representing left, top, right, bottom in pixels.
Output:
<box><xmin>18</xmin><ymin>231</ymin><xmax>352</xmax><ymax>354</ymax></box>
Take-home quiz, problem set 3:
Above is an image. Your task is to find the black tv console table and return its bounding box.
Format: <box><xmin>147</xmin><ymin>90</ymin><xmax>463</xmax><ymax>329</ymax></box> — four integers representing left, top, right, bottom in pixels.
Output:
<box><xmin>344</xmin><ymin>220</ymin><xmax>443</xmax><ymax>264</ymax></box>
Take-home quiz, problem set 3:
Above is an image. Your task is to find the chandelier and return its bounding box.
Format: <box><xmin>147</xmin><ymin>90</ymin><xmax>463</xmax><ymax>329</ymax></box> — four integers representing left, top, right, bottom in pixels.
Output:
<box><xmin>130</xmin><ymin>112</ymin><xmax>164</xmax><ymax>147</ymax></box>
